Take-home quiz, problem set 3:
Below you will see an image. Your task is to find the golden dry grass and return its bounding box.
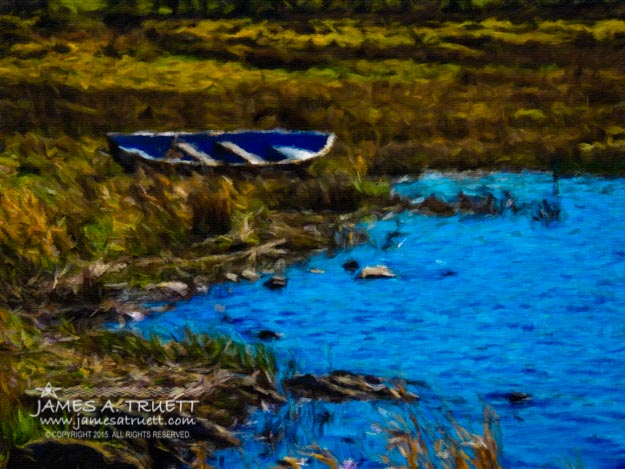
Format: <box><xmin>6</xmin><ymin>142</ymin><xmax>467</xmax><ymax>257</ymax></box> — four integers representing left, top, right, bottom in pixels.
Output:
<box><xmin>0</xmin><ymin>13</ymin><xmax>624</xmax><ymax>300</ymax></box>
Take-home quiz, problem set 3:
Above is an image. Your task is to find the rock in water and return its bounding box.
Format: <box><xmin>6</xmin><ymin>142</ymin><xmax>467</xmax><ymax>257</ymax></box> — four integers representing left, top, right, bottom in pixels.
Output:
<box><xmin>437</xmin><ymin>268</ymin><xmax>457</xmax><ymax>279</ymax></box>
<box><xmin>257</xmin><ymin>329</ymin><xmax>282</xmax><ymax>341</ymax></box>
<box><xmin>417</xmin><ymin>194</ymin><xmax>456</xmax><ymax>216</ymax></box>
<box><xmin>263</xmin><ymin>276</ymin><xmax>287</xmax><ymax>290</ymax></box>
<box><xmin>486</xmin><ymin>391</ymin><xmax>533</xmax><ymax>405</ymax></box>
<box><xmin>458</xmin><ymin>192</ymin><xmax>498</xmax><ymax>215</ymax></box>
<box><xmin>357</xmin><ymin>265</ymin><xmax>396</xmax><ymax>279</ymax></box>
<box><xmin>342</xmin><ymin>259</ymin><xmax>360</xmax><ymax>272</ymax></box>
<box><xmin>506</xmin><ymin>391</ymin><xmax>533</xmax><ymax>404</ymax></box>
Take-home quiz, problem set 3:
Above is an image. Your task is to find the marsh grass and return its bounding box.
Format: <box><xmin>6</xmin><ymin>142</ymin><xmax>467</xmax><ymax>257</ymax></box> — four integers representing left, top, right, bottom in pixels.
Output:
<box><xmin>305</xmin><ymin>405</ymin><xmax>502</xmax><ymax>469</ymax></box>
<box><xmin>1</xmin><ymin>13</ymin><xmax>624</xmax><ymax>299</ymax></box>
<box><xmin>0</xmin><ymin>307</ymin><xmax>279</xmax><ymax>465</ymax></box>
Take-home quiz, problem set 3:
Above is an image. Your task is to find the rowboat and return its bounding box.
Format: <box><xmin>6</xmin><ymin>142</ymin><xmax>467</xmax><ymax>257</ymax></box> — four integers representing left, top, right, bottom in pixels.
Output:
<box><xmin>106</xmin><ymin>129</ymin><xmax>336</xmax><ymax>172</ymax></box>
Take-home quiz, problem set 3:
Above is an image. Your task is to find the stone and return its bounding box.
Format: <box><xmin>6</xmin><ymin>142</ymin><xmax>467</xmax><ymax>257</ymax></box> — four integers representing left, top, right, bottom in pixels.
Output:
<box><xmin>417</xmin><ymin>194</ymin><xmax>455</xmax><ymax>216</ymax></box>
<box><xmin>145</xmin><ymin>281</ymin><xmax>189</xmax><ymax>298</ymax></box>
<box><xmin>342</xmin><ymin>259</ymin><xmax>360</xmax><ymax>272</ymax></box>
<box><xmin>437</xmin><ymin>268</ymin><xmax>457</xmax><ymax>279</ymax></box>
<box><xmin>283</xmin><ymin>370</ymin><xmax>418</xmax><ymax>403</ymax></box>
<box><xmin>357</xmin><ymin>265</ymin><xmax>396</xmax><ymax>279</ymax></box>
<box><xmin>124</xmin><ymin>311</ymin><xmax>145</xmax><ymax>321</ymax></box>
<box><xmin>241</xmin><ymin>269</ymin><xmax>260</xmax><ymax>281</ymax></box>
<box><xmin>486</xmin><ymin>391</ymin><xmax>533</xmax><ymax>405</ymax></box>
<box><xmin>257</xmin><ymin>329</ymin><xmax>282</xmax><ymax>341</ymax></box>
<box><xmin>334</xmin><ymin>226</ymin><xmax>369</xmax><ymax>248</ymax></box>
<box><xmin>506</xmin><ymin>391</ymin><xmax>533</xmax><ymax>404</ymax></box>
<box><xmin>458</xmin><ymin>192</ymin><xmax>497</xmax><ymax>215</ymax></box>
<box><xmin>263</xmin><ymin>276</ymin><xmax>287</xmax><ymax>290</ymax></box>
<box><xmin>148</xmin><ymin>303</ymin><xmax>175</xmax><ymax>314</ymax></box>
<box><xmin>225</xmin><ymin>272</ymin><xmax>239</xmax><ymax>282</ymax></box>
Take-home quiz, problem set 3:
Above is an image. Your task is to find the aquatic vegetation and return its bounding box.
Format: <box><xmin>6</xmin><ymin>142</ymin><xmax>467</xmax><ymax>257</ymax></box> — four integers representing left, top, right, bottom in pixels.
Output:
<box><xmin>380</xmin><ymin>407</ymin><xmax>501</xmax><ymax>469</ymax></box>
<box><xmin>305</xmin><ymin>405</ymin><xmax>502</xmax><ymax>469</ymax></box>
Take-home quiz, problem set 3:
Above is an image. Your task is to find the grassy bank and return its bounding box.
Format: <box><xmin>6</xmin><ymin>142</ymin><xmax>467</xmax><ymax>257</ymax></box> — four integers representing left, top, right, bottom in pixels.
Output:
<box><xmin>0</xmin><ymin>308</ymin><xmax>283</xmax><ymax>467</ymax></box>
<box><xmin>1</xmin><ymin>13</ymin><xmax>625</xmax><ymax>304</ymax></box>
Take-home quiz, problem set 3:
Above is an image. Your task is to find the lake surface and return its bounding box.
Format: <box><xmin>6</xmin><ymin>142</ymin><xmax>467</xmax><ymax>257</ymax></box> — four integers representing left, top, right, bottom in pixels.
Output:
<box><xmin>123</xmin><ymin>171</ymin><xmax>625</xmax><ymax>468</ymax></box>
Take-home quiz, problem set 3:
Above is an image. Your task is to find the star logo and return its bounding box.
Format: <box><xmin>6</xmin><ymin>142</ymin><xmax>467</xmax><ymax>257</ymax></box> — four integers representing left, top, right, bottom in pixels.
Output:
<box><xmin>34</xmin><ymin>383</ymin><xmax>62</xmax><ymax>398</ymax></box>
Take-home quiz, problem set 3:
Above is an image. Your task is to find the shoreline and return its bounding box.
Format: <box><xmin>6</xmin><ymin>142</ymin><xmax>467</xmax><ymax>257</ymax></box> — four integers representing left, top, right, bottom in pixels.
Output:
<box><xmin>0</xmin><ymin>187</ymin><xmax>411</xmax><ymax>468</ymax></box>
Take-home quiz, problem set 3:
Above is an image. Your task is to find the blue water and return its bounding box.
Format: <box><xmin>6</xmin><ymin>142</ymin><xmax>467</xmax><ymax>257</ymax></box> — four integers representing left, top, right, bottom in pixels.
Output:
<box><xmin>122</xmin><ymin>171</ymin><xmax>625</xmax><ymax>468</ymax></box>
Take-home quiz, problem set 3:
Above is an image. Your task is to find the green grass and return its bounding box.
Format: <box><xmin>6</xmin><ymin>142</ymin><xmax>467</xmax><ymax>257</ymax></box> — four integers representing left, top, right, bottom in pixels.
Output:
<box><xmin>58</xmin><ymin>0</ymin><xmax>107</xmax><ymax>13</ymax></box>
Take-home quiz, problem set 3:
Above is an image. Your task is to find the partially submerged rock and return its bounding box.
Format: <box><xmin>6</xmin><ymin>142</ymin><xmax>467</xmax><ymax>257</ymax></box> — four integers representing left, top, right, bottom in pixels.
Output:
<box><xmin>357</xmin><ymin>265</ymin><xmax>396</xmax><ymax>279</ymax></box>
<box><xmin>342</xmin><ymin>258</ymin><xmax>360</xmax><ymax>272</ymax></box>
<box><xmin>458</xmin><ymin>192</ymin><xmax>497</xmax><ymax>215</ymax></box>
<box><xmin>436</xmin><ymin>268</ymin><xmax>457</xmax><ymax>279</ymax></box>
<box><xmin>263</xmin><ymin>275</ymin><xmax>287</xmax><ymax>290</ymax></box>
<box><xmin>412</xmin><ymin>190</ymin><xmax>561</xmax><ymax>225</ymax></box>
<box><xmin>486</xmin><ymin>391</ymin><xmax>533</xmax><ymax>405</ymax></box>
<box><xmin>183</xmin><ymin>418</ymin><xmax>241</xmax><ymax>448</ymax></box>
<box><xmin>257</xmin><ymin>329</ymin><xmax>282</xmax><ymax>341</ymax></box>
<box><xmin>283</xmin><ymin>370</ymin><xmax>418</xmax><ymax>402</ymax></box>
<box><xmin>417</xmin><ymin>194</ymin><xmax>456</xmax><ymax>216</ymax></box>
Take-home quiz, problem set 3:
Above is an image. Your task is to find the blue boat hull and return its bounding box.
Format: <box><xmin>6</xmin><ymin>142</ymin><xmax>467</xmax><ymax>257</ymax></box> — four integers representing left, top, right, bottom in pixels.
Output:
<box><xmin>107</xmin><ymin>129</ymin><xmax>336</xmax><ymax>172</ymax></box>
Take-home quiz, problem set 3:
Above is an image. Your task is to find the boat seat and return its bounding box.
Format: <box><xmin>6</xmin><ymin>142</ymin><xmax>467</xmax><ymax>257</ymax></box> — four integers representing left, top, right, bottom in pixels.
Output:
<box><xmin>216</xmin><ymin>141</ymin><xmax>265</xmax><ymax>165</ymax></box>
<box><xmin>173</xmin><ymin>142</ymin><xmax>220</xmax><ymax>166</ymax></box>
<box><xmin>272</xmin><ymin>145</ymin><xmax>317</xmax><ymax>162</ymax></box>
